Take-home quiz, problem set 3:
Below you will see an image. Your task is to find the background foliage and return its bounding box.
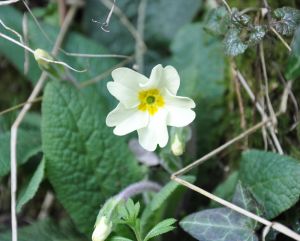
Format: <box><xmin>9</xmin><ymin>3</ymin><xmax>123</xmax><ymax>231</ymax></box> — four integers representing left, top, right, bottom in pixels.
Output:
<box><xmin>0</xmin><ymin>0</ymin><xmax>300</xmax><ymax>241</ymax></box>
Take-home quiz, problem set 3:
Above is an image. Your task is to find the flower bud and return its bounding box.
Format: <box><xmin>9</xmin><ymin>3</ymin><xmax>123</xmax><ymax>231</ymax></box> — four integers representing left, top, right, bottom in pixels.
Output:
<box><xmin>92</xmin><ymin>216</ymin><xmax>112</xmax><ymax>241</ymax></box>
<box><xmin>34</xmin><ymin>48</ymin><xmax>53</xmax><ymax>70</ymax></box>
<box><xmin>171</xmin><ymin>134</ymin><xmax>184</xmax><ymax>156</ymax></box>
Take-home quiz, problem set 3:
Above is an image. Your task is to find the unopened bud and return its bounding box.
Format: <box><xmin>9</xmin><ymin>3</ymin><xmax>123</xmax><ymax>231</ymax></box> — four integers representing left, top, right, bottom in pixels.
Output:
<box><xmin>92</xmin><ymin>216</ymin><xmax>112</xmax><ymax>241</ymax></box>
<box><xmin>171</xmin><ymin>134</ymin><xmax>184</xmax><ymax>156</ymax></box>
<box><xmin>34</xmin><ymin>48</ymin><xmax>53</xmax><ymax>70</ymax></box>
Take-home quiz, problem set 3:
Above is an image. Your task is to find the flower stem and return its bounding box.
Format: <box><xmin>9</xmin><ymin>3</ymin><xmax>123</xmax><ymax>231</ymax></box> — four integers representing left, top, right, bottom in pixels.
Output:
<box><xmin>116</xmin><ymin>180</ymin><xmax>161</xmax><ymax>201</ymax></box>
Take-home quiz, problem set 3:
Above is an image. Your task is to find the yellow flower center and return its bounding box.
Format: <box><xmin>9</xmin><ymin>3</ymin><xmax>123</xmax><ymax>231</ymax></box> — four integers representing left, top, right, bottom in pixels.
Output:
<box><xmin>138</xmin><ymin>89</ymin><xmax>165</xmax><ymax>115</ymax></box>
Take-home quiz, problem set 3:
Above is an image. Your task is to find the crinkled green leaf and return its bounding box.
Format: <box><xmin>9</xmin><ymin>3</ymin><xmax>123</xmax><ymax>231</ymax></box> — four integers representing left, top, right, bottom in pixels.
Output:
<box><xmin>204</xmin><ymin>6</ymin><xmax>230</xmax><ymax>36</ymax></box>
<box><xmin>240</xmin><ymin>150</ymin><xmax>300</xmax><ymax>219</ymax></box>
<box><xmin>144</xmin><ymin>218</ymin><xmax>176</xmax><ymax>241</ymax></box>
<box><xmin>17</xmin><ymin>158</ymin><xmax>45</xmax><ymax>213</ymax></box>
<box><xmin>180</xmin><ymin>208</ymin><xmax>258</xmax><ymax>241</ymax></box>
<box><xmin>0</xmin><ymin>129</ymin><xmax>41</xmax><ymax>178</ymax></box>
<box><xmin>224</xmin><ymin>28</ymin><xmax>248</xmax><ymax>56</ymax></box>
<box><xmin>247</xmin><ymin>25</ymin><xmax>266</xmax><ymax>46</ymax></box>
<box><xmin>272</xmin><ymin>7</ymin><xmax>300</xmax><ymax>36</ymax></box>
<box><xmin>42</xmin><ymin>81</ymin><xmax>144</xmax><ymax>234</ymax></box>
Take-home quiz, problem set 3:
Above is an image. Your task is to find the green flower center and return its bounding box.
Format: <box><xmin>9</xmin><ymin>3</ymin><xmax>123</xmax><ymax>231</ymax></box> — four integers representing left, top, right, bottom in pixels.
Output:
<box><xmin>146</xmin><ymin>96</ymin><xmax>156</xmax><ymax>104</ymax></box>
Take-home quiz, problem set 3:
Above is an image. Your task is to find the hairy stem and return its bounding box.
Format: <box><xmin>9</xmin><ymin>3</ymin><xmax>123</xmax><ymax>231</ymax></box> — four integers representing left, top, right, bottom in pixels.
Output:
<box><xmin>116</xmin><ymin>180</ymin><xmax>162</xmax><ymax>201</ymax></box>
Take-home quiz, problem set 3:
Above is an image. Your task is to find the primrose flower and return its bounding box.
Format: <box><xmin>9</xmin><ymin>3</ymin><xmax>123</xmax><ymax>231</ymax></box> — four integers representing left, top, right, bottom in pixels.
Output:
<box><xmin>106</xmin><ymin>64</ymin><xmax>196</xmax><ymax>151</ymax></box>
<box><xmin>92</xmin><ymin>216</ymin><xmax>112</xmax><ymax>241</ymax></box>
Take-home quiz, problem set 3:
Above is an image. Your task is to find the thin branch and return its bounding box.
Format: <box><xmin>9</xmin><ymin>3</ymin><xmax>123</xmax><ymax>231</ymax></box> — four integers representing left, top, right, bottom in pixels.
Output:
<box><xmin>62</xmin><ymin>52</ymin><xmax>130</xmax><ymax>59</ymax></box>
<box><xmin>172</xmin><ymin>176</ymin><xmax>300</xmax><ymax>241</ymax></box>
<box><xmin>0</xmin><ymin>31</ymin><xmax>86</xmax><ymax>72</ymax></box>
<box><xmin>79</xmin><ymin>55</ymin><xmax>134</xmax><ymax>88</ymax></box>
<box><xmin>172</xmin><ymin>117</ymin><xmax>274</xmax><ymax>177</ymax></box>
<box><xmin>236</xmin><ymin>71</ymin><xmax>284</xmax><ymax>154</ymax></box>
<box><xmin>271</xmin><ymin>27</ymin><xmax>292</xmax><ymax>52</ymax></box>
<box><xmin>0</xmin><ymin>97</ymin><xmax>42</xmax><ymax>116</ymax></box>
<box><xmin>10</xmin><ymin>6</ymin><xmax>78</xmax><ymax>241</ymax></box>
<box><xmin>22</xmin><ymin>0</ymin><xmax>53</xmax><ymax>44</ymax></box>
<box><xmin>259</xmin><ymin>43</ymin><xmax>279</xmax><ymax>147</ymax></box>
<box><xmin>221</xmin><ymin>0</ymin><xmax>232</xmax><ymax>14</ymax></box>
<box><xmin>22</xmin><ymin>13</ymin><xmax>29</xmax><ymax>75</ymax></box>
<box><xmin>100</xmin><ymin>0</ymin><xmax>147</xmax><ymax>51</ymax></box>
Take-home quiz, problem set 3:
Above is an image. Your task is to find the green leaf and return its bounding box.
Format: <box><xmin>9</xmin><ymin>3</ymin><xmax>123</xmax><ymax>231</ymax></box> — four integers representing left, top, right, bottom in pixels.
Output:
<box><xmin>204</xmin><ymin>6</ymin><xmax>230</xmax><ymax>36</ymax></box>
<box><xmin>272</xmin><ymin>7</ymin><xmax>300</xmax><ymax>36</ymax></box>
<box><xmin>144</xmin><ymin>218</ymin><xmax>176</xmax><ymax>241</ymax></box>
<box><xmin>224</xmin><ymin>28</ymin><xmax>248</xmax><ymax>56</ymax></box>
<box><xmin>240</xmin><ymin>150</ymin><xmax>300</xmax><ymax>219</ymax></box>
<box><xmin>42</xmin><ymin>81</ymin><xmax>144</xmax><ymax>234</ymax></box>
<box><xmin>0</xmin><ymin>129</ymin><xmax>41</xmax><ymax>178</ymax></box>
<box><xmin>180</xmin><ymin>208</ymin><xmax>258</xmax><ymax>241</ymax></box>
<box><xmin>0</xmin><ymin>219</ymin><xmax>85</xmax><ymax>241</ymax></box>
<box><xmin>17</xmin><ymin>158</ymin><xmax>45</xmax><ymax>213</ymax></box>
<box><xmin>211</xmin><ymin>171</ymin><xmax>239</xmax><ymax>207</ymax></box>
<box><xmin>145</xmin><ymin>0</ymin><xmax>202</xmax><ymax>44</ymax></box>
<box><xmin>285</xmin><ymin>27</ymin><xmax>300</xmax><ymax>80</ymax></box>
<box><xmin>170</xmin><ymin>23</ymin><xmax>226</xmax><ymax>155</ymax></box>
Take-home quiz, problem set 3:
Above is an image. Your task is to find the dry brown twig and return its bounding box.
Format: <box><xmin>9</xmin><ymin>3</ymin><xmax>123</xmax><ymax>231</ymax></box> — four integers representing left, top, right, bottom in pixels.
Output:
<box><xmin>236</xmin><ymin>71</ymin><xmax>283</xmax><ymax>154</ymax></box>
<box><xmin>9</xmin><ymin>4</ymin><xmax>80</xmax><ymax>241</ymax></box>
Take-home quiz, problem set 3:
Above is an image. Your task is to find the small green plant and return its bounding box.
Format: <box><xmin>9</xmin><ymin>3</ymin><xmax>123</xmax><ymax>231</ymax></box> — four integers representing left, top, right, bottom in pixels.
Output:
<box><xmin>112</xmin><ymin>199</ymin><xmax>176</xmax><ymax>241</ymax></box>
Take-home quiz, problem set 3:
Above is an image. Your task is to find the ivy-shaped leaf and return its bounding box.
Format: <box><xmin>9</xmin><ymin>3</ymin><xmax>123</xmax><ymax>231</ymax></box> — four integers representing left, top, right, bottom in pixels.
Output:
<box><xmin>272</xmin><ymin>7</ymin><xmax>300</xmax><ymax>36</ymax></box>
<box><xmin>180</xmin><ymin>208</ymin><xmax>258</xmax><ymax>241</ymax></box>
<box><xmin>180</xmin><ymin>182</ymin><xmax>261</xmax><ymax>241</ymax></box>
